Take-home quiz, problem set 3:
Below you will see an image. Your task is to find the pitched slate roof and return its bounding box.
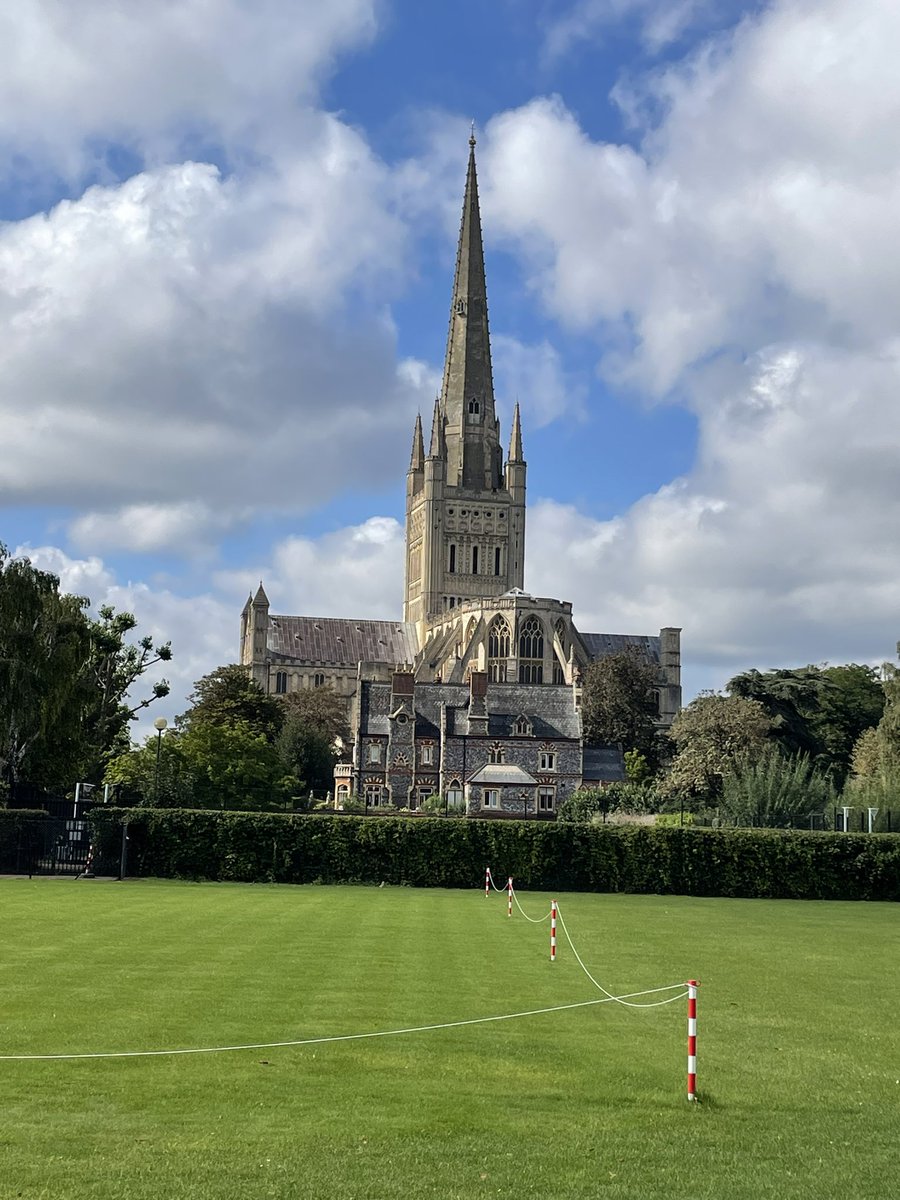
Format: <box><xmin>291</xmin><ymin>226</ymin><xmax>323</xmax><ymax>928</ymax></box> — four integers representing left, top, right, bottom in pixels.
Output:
<box><xmin>467</xmin><ymin>764</ymin><xmax>538</xmax><ymax>786</ymax></box>
<box><xmin>267</xmin><ymin>616</ymin><xmax>418</xmax><ymax>667</ymax></box>
<box><xmin>359</xmin><ymin>680</ymin><xmax>581</xmax><ymax>741</ymax></box>
<box><xmin>582</xmin><ymin>745</ymin><xmax>626</xmax><ymax>783</ymax></box>
<box><xmin>579</xmin><ymin>632</ymin><xmax>661</xmax><ymax>664</ymax></box>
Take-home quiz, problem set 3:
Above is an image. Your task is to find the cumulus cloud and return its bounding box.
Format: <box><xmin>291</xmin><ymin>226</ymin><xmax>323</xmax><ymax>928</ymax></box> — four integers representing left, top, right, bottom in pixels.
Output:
<box><xmin>484</xmin><ymin>0</ymin><xmax>900</xmax><ymax>687</ymax></box>
<box><xmin>0</xmin><ymin>125</ymin><xmax>430</xmax><ymax>529</ymax></box>
<box><xmin>492</xmin><ymin>334</ymin><xmax>587</xmax><ymax>428</ymax></box>
<box><xmin>0</xmin><ymin>0</ymin><xmax>379</xmax><ymax>178</ymax></box>
<box><xmin>221</xmin><ymin>516</ymin><xmax>406</xmax><ymax>622</ymax></box>
<box><xmin>543</xmin><ymin>0</ymin><xmax>718</xmax><ymax>60</ymax></box>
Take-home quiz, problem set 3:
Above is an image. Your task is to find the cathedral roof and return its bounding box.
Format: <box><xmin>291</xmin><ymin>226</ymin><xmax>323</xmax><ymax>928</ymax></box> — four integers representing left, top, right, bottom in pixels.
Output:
<box><xmin>267</xmin><ymin>616</ymin><xmax>418</xmax><ymax>667</ymax></box>
<box><xmin>579</xmin><ymin>632</ymin><xmax>661</xmax><ymax>663</ymax></box>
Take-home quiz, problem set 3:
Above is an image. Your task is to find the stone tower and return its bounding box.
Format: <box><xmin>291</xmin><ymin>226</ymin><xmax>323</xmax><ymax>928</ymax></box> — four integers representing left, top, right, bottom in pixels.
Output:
<box><xmin>404</xmin><ymin>134</ymin><xmax>527</xmax><ymax>636</ymax></box>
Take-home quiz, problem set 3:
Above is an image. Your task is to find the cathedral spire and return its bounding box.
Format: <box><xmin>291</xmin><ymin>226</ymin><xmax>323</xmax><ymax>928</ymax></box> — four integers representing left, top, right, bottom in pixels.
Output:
<box><xmin>428</xmin><ymin>396</ymin><xmax>444</xmax><ymax>457</ymax></box>
<box><xmin>409</xmin><ymin>412</ymin><xmax>424</xmax><ymax>471</ymax></box>
<box><xmin>508</xmin><ymin>401</ymin><xmax>523</xmax><ymax>463</ymax></box>
<box><xmin>440</xmin><ymin>134</ymin><xmax>500</xmax><ymax>489</ymax></box>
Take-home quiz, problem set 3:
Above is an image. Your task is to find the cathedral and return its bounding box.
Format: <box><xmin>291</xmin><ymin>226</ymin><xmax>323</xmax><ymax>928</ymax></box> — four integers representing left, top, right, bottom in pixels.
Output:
<box><xmin>240</xmin><ymin>135</ymin><xmax>681</xmax><ymax>816</ymax></box>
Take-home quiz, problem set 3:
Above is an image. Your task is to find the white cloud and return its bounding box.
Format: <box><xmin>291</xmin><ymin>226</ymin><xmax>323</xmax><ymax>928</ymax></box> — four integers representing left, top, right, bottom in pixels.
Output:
<box><xmin>0</xmin><ymin>128</ymin><xmax>430</xmax><ymax>534</ymax></box>
<box><xmin>0</xmin><ymin>0</ymin><xmax>378</xmax><ymax>178</ymax></box>
<box><xmin>222</xmin><ymin>516</ymin><xmax>406</xmax><ymax>622</ymax></box>
<box><xmin>543</xmin><ymin>0</ymin><xmax>717</xmax><ymax>60</ymax></box>
<box><xmin>492</xmin><ymin>334</ymin><xmax>586</xmax><ymax>428</ymax></box>
<box><xmin>485</xmin><ymin>0</ymin><xmax>900</xmax><ymax>687</ymax></box>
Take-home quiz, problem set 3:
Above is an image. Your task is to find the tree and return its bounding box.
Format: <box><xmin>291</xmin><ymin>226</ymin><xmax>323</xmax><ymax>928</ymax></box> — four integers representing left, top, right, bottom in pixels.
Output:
<box><xmin>105</xmin><ymin>733</ymin><xmax>196</xmax><ymax>807</ymax></box>
<box><xmin>0</xmin><ymin>546</ymin><xmax>92</xmax><ymax>786</ymax></box>
<box><xmin>83</xmin><ymin>606</ymin><xmax>172</xmax><ymax>772</ymax></box>
<box><xmin>727</xmin><ymin>663</ymin><xmax>884</xmax><ymax>784</ymax></box>
<box><xmin>276</xmin><ymin>715</ymin><xmax>336</xmax><ymax>797</ymax></box>
<box><xmin>719</xmin><ymin>748</ymin><xmax>836</xmax><ymax>827</ymax></box>
<box><xmin>280</xmin><ymin>686</ymin><xmax>350</xmax><ymax>747</ymax></box>
<box><xmin>180</xmin><ymin>719</ymin><xmax>296</xmax><ymax>811</ymax></box>
<box><xmin>178</xmin><ymin>665</ymin><xmax>283</xmax><ymax>742</ymax></box>
<box><xmin>581</xmin><ymin>648</ymin><xmax>660</xmax><ymax>764</ymax></box>
<box><xmin>0</xmin><ymin>546</ymin><xmax>175</xmax><ymax>789</ymax></box>
<box><xmin>660</xmin><ymin>692</ymin><xmax>771</xmax><ymax>807</ymax></box>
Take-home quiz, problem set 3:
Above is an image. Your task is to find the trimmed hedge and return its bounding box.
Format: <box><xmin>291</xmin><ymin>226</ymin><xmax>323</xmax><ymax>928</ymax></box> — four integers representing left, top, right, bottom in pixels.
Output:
<box><xmin>0</xmin><ymin>809</ymin><xmax>52</xmax><ymax>873</ymax></box>
<box><xmin>86</xmin><ymin>808</ymin><xmax>900</xmax><ymax>901</ymax></box>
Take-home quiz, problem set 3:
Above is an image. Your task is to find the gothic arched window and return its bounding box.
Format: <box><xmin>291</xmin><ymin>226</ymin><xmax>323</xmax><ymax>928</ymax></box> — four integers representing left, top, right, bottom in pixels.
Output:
<box><xmin>468</xmin><ymin>397</ymin><xmax>480</xmax><ymax>415</ymax></box>
<box><xmin>487</xmin><ymin>615</ymin><xmax>511</xmax><ymax>683</ymax></box>
<box><xmin>275</xmin><ymin>671</ymin><xmax>288</xmax><ymax>694</ymax></box>
<box><xmin>518</xmin><ymin>616</ymin><xmax>544</xmax><ymax>684</ymax></box>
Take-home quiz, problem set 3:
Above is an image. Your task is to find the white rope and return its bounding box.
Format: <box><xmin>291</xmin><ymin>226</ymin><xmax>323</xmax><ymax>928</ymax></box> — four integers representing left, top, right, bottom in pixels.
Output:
<box><xmin>0</xmin><ymin>986</ymin><xmax>683</xmax><ymax>1063</ymax></box>
<box><xmin>486</xmin><ymin>868</ymin><xmax>507</xmax><ymax>893</ymax></box>
<box><xmin>510</xmin><ymin>883</ymin><xmax>551</xmax><ymax>924</ymax></box>
<box><xmin>555</xmin><ymin>905</ymin><xmax>687</xmax><ymax>1010</ymax></box>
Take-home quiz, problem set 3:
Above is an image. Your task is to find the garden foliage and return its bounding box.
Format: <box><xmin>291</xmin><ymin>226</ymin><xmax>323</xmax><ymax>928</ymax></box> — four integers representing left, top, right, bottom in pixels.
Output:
<box><xmin>87</xmin><ymin>807</ymin><xmax>900</xmax><ymax>901</ymax></box>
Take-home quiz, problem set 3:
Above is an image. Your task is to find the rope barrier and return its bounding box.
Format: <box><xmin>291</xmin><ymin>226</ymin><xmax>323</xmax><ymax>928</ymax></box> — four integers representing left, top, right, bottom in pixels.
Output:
<box><xmin>485</xmin><ymin>867</ymin><xmax>507</xmax><ymax>893</ymax></box>
<box><xmin>510</xmin><ymin>883</ymin><xmax>552</xmax><ymax>925</ymax></box>
<box><xmin>554</xmin><ymin>905</ymin><xmax>687</xmax><ymax>1009</ymax></box>
<box><xmin>0</xmin><ymin>987</ymin><xmax>685</xmax><ymax>1063</ymax></box>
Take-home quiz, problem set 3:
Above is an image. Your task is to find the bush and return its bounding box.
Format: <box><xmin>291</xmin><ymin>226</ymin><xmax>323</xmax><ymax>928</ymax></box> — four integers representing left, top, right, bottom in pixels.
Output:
<box><xmin>86</xmin><ymin>807</ymin><xmax>900</xmax><ymax>900</ymax></box>
<box><xmin>0</xmin><ymin>809</ymin><xmax>50</xmax><ymax>872</ymax></box>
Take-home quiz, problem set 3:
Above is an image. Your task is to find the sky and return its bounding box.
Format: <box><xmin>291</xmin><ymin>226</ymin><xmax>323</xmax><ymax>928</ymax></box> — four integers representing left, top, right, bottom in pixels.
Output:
<box><xmin>3</xmin><ymin>0</ymin><xmax>900</xmax><ymax>735</ymax></box>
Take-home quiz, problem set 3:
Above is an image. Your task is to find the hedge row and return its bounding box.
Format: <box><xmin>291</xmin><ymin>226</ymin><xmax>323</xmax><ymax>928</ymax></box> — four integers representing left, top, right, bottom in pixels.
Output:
<box><xmin>86</xmin><ymin>808</ymin><xmax>900</xmax><ymax>901</ymax></box>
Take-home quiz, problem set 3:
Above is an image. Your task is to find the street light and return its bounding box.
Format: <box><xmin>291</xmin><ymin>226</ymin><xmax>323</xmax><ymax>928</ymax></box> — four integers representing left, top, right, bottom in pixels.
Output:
<box><xmin>153</xmin><ymin>717</ymin><xmax>168</xmax><ymax>806</ymax></box>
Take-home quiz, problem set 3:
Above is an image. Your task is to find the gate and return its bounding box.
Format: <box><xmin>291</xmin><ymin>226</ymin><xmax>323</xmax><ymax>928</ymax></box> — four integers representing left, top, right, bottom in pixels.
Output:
<box><xmin>30</xmin><ymin>817</ymin><xmax>93</xmax><ymax>876</ymax></box>
<box><xmin>3</xmin><ymin>792</ymin><xmax>96</xmax><ymax>877</ymax></box>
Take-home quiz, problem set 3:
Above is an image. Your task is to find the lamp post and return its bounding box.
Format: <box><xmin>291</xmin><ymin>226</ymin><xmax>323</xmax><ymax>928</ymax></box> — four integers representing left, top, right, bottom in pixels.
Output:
<box><xmin>152</xmin><ymin>717</ymin><xmax>168</xmax><ymax>805</ymax></box>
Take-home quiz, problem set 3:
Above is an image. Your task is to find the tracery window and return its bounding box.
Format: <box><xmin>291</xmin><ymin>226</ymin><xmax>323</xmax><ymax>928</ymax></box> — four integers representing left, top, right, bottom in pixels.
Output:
<box><xmin>275</xmin><ymin>671</ymin><xmax>287</xmax><ymax>694</ymax></box>
<box><xmin>518</xmin><ymin>616</ymin><xmax>544</xmax><ymax>684</ymax></box>
<box><xmin>487</xmin><ymin>615</ymin><xmax>511</xmax><ymax>683</ymax></box>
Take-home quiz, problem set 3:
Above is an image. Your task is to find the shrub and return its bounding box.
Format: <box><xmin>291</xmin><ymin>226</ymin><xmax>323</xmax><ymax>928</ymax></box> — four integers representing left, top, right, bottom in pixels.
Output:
<box><xmin>86</xmin><ymin>807</ymin><xmax>900</xmax><ymax>901</ymax></box>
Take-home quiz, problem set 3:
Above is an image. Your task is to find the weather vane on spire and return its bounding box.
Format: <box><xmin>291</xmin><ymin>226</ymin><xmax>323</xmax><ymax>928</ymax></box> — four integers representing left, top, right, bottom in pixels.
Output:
<box><xmin>469</xmin><ymin>119</ymin><xmax>476</xmax><ymax>147</ymax></box>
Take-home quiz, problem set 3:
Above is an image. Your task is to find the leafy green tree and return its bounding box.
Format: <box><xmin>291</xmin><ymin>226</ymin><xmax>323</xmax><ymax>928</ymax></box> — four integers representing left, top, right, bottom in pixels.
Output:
<box><xmin>0</xmin><ymin>546</ymin><xmax>174</xmax><ymax>789</ymax></box>
<box><xmin>178</xmin><ymin>665</ymin><xmax>283</xmax><ymax>742</ymax></box>
<box><xmin>719</xmin><ymin>748</ymin><xmax>836</xmax><ymax>827</ymax></box>
<box><xmin>280</xmin><ymin>686</ymin><xmax>350</xmax><ymax>747</ymax></box>
<box><xmin>727</xmin><ymin>663</ymin><xmax>883</xmax><ymax>784</ymax></box>
<box><xmin>276</xmin><ymin>715</ymin><xmax>336</xmax><ymax>797</ymax></box>
<box><xmin>105</xmin><ymin>733</ymin><xmax>196</xmax><ymax>807</ymax></box>
<box><xmin>557</xmin><ymin>788</ymin><xmax>609</xmax><ymax>823</ymax></box>
<box><xmin>0</xmin><ymin>546</ymin><xmax>92</xmax><ymax>786</ymax></box>
<box><xmin>811</xmin><ymin>665</ymin><xmax>884</xmax><ymax>781</ymax></box>
<box><xmin>180</xmin><ymin>719</ymin><xmax>296</xmax><ymax>811</ymax></box>
<box><xmin>83</xmin><ymin>606</ymin><xmax>172</xmax><ymax>771</ymax></box>
<box><xmin>581</xmin><ymin>648</ymin><xmax>660</xmax><ymax>765</ymax></box>
<box><xmin>660</xmin><ymin>692</ymin><xmax>771</xmax><ymax>807</ymax></box>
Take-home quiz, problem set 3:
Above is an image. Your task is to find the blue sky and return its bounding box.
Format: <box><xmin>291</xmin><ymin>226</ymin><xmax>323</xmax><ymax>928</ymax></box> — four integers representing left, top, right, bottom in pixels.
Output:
<box><xmin>3</xmin><ymin>0</ymin><xmax>900</xmax><ymax>729</ymax></box>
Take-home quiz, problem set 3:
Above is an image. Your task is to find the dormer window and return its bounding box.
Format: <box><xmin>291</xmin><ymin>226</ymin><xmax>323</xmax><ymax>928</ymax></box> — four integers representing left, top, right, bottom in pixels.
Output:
<box><xmin>513</xmin><ymin>715</ymin><xmax>532</xmax><ymax>737</ymax></box>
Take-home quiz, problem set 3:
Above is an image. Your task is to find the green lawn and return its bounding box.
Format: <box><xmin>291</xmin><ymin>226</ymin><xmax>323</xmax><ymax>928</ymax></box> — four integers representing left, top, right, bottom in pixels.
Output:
<box><xmin>0</xmin><ymin>879</ymin><xmax>897</xmax><ymax>1200</ymax></box>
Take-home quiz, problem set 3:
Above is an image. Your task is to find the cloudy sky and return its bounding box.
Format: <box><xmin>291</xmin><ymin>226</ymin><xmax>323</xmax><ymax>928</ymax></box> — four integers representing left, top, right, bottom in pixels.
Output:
<box><xmin>4</xmin><ymin>0</ymin><xmax>900</xmax><ymax>731</ymax></box>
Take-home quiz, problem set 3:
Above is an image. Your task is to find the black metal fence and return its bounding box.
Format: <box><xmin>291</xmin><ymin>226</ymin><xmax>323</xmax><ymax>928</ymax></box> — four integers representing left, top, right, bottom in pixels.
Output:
<box><xmin>691</xmin><ymin>808</ymin><xmax>897</xmax><ymax>833</ymax></box>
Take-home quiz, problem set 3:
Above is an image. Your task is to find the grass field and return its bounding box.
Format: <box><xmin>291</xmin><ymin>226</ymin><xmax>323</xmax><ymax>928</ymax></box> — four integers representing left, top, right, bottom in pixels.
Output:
<box><xmin>1</xmin><ymin>879</ymin><xmax>897</xmax><ymax>1200</ymax></box>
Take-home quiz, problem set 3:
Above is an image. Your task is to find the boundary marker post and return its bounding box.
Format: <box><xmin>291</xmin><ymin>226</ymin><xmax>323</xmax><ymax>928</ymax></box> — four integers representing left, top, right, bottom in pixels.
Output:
<box><xmin>687</xmin><ymin>980</ymin><xmax>698</xmax><ymax>1101</ymax></box>
<box><xmin>485</xmin><ymin>866</ymin><xmax>490</xmax><ymax>898</ymax></box>
<box><xmin>550</xmin><ymin>900</ymin><xmax>557</xmax><ymax>962</ymax></box>
<box><xmin>507</xmin><ymin>877</ymin><xmax>513</xmax><ymax>918</ymax></box>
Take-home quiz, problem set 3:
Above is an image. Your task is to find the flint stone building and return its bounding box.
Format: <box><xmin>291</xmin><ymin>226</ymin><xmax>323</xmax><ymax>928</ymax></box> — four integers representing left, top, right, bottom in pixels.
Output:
<box><xmin>241</xmin><ymin>135</ymin><xmax>682</xmax><ymax>817</ymax></box>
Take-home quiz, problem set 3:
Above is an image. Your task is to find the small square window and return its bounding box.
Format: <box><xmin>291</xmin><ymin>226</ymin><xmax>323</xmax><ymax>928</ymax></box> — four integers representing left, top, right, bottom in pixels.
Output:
<box><xmin>538</xmin><ymin>788</ymin><xmax>555</xmax><ymax>811</ymax></box>
<box><xmin>539</xmin><ymin>751</ymin><xmax>556</xmax><ymax>771</ymax></box>
<box><xmin>367</xmin><ymin>743</ymin><xmax>382</xmax><ymax>764</ymax></box>
<box><xmin>483</xmin><ymin>789</ymin><xmax>500</xmax><ymax>809</ymax></box>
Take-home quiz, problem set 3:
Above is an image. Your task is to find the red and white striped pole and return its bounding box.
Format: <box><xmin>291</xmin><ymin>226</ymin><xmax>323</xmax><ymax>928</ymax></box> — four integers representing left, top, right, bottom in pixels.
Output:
<box><xmin>550</xmin><ymin>900</ymin><xmax>557</xmax><ymax>962</ymax></box>
<box><xmin>687</xmin><ymin>980</ymin><xmax>699</xmax><ymax>1101</ymax></box>
<box><xmin>485</xmin><ymin>866</ymin><xmax>490</xmax><ymax>898</ymax></box>
<box><xmin>507</xmin><ymin>877</ymin><xmax>513</xmax><ymax>918</ymax></box>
